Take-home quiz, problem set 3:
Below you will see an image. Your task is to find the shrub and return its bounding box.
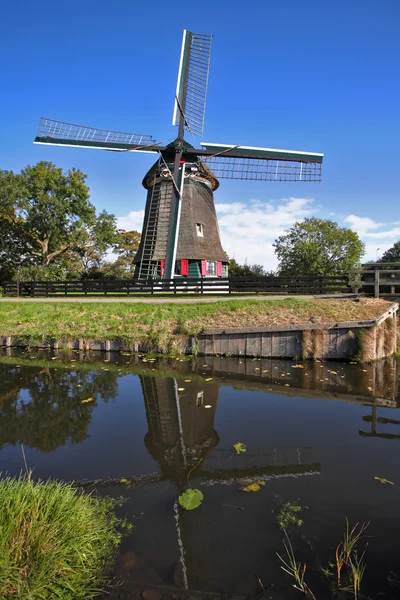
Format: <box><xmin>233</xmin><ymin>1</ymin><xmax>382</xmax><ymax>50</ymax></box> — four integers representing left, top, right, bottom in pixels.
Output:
<box><xmin>0</xmin><ymin>475</ymin><xmax>128</xmax><ymax>599</ymax></box>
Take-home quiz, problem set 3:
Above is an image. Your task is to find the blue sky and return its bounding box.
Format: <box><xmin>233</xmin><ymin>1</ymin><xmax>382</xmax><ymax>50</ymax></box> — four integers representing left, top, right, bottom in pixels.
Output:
<box><xmin>2</xmin><ymin>0</ymin><xmax>400</xmax><ymax>267</ymax></box>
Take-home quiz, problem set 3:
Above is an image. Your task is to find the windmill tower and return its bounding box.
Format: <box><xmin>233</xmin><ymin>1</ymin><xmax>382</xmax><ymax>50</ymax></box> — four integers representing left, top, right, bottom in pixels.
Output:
<box><xmin>34</xmin><ymin>30</ymin><xmax>323</xmax><ymax>280</ymax></box>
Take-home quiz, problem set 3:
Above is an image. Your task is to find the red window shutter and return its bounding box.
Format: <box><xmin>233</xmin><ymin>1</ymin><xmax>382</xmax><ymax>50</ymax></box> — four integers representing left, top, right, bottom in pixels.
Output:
<box><xmin>160</xmin><ymin>260</ymin><xmax>165</xmax><ymax>276</ymax></box>
<box><xmin>181</xmin><ymin>259</ymin><xmax>188</xmax><ymax>276</ymax></box>
<box><xmin>201</xmin><ymin>260</ymin><xmax>207</xmax><ymax>276</ymax></box>
<box><xmin>216</xmin><ymin>261</ymin><xmax>222</xmax><ymax>277</ymax></box>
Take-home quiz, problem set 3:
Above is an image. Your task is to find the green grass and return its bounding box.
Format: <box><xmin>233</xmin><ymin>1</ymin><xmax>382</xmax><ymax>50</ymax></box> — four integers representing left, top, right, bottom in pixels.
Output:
<box><xmin>0</xmin><ymin>298</ymin><xmax>389</xmax><ymax>354</ymax></box>
<box><xmin>0</xmin><ymin>475</ymin><xmax>129</xmax><ymax>599</ymax></box>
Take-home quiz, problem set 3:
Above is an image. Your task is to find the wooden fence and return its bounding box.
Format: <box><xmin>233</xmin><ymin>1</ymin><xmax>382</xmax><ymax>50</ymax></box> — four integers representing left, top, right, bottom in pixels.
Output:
<box><xmin>2</xmin><ymin>275</ymin><xmax>351</xmax><ymax>297</ymax></box>
<box><xmin>348</xmin><ymin>263</ymin><xmax>400</xmax><ymax>298</ymax></box>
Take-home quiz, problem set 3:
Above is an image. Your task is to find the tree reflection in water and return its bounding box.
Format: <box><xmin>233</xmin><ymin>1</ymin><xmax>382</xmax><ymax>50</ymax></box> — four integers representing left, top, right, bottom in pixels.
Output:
<box><xmin>0</xmin><ymin>364</ymin><xmax>119</xmax><ymax>452</ymax></box>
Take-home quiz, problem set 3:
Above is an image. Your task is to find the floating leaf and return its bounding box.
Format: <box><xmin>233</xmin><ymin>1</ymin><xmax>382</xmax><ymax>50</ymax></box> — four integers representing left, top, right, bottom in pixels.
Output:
<box><xmin>375</xmin><ymin>476</ymin><xmax>394</xmax><ymax>485</ymax></box>
<box><xmin>204</xmin><ymin>405</ymin><xmax>212</xmax><ymax>409</ymax></box>
<box><xmin>120</xmin><ymin>478</ymin><xmax>129</xmax><ymax>484</ymax></box>
<box><xmin>178</xmin><ymin>388</ymin><xmax>185</xmax><ymax>391</ymax></box>
<box><xmin>233</xmin><ymin>442</ymin><xmax>247</xmax><ymax>454</ymax></box>
<box><xmin>291</xmin><ymin>364</ymin><xmax>304</xmax><ymax>369</ymax></box>
<box><xmin>205</xmin><ymin>378</ymin><xmax>213</xmax><ymax>382</ymax></box>
<box><xmin>81</xmin><ymin>397</ymin><xmax>94</xmax><ymax>404</ymax></box>
<box><xmin>184</xmin><ymin>379</ymin><xmax>191</xmax><ymax>382</ymax></box>
<box><xmin>178</xmin><ymin>488</ymin><xmax>204</xmax><ymax>510</ymax></box>
<box><xmin>242</xmin><ymin>483</ymin><xmax>261</xmax><ymax>492</ymax></box>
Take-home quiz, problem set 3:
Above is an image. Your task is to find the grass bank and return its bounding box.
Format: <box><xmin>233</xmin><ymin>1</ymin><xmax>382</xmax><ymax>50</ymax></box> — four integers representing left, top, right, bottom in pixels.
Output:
<box><xmin>0</xmin><ymin>475</ymin><xmax>129</xmax><ymax>599</ymax></box>
<box><xmin>0</xmin><ymin>298</ymin><xmax>391</xmax><ymax>352</ymax></box>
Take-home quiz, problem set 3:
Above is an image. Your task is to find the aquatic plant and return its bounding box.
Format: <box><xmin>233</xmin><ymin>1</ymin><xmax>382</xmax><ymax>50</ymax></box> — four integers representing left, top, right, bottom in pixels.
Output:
<box><xmin>0</xmin><ymin>475</ymin><xmax>130</xmax><ymax>599</ymax></box>
<box><xmin>277</xmin><ymin>530</ymin><xmax>316</xmax><ymax>599</ymax></box>
<box><xmin>277</xmin><ymin>500</ymin><xmax>304</xmax><ymax>530</ymax></box>
<box><xmin>178</xmin><ymin>488</ymin><xmax>204</xmax><ymax>510</ymax></box>
<box><xmin>335</xmin><ymin>519</ymin><xmax>369</xmax><ymax>588</ymax></box>
<box><xmin>233</xmin><ymin>441</ymin><xmax>247</xmax><ymax>454</ymax></box>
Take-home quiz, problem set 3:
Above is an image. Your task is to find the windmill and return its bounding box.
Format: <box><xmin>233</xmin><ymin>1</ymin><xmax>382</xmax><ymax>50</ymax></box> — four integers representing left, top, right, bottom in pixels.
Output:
<box><xmin>34</xmin><ymin>30</ymin><xmax>323</xmax><ymax>281</ymax></box>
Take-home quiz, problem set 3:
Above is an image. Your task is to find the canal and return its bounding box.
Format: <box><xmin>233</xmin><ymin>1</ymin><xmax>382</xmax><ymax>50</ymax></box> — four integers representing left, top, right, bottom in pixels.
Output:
<box><xmin>1</xmin><ymin>349</ymin><xmax>400</xmax><ymax>599</ymax></box>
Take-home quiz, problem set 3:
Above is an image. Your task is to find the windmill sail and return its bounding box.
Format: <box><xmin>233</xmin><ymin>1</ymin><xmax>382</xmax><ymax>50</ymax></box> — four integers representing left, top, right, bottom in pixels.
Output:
<box><xmin>34</xmin><ymin>118</ymin><xmax>162</xmax><ymax>153</ymax></box>
<box><xmin>199</xmin><ymin>142</ymin><xmax>323</xmax><ymax>182</ymax></box>
<box><xmin>172</xmin><ymin>31</ymin><xmax>212</xmax><ymax>138</ymax></box>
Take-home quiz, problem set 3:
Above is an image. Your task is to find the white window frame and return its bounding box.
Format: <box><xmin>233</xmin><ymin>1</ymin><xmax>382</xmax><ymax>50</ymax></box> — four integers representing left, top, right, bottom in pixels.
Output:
<box><xmin>206</xmin><ymin>260</ymin><xmax>216</xmax><ymax>276</ymax></box>
<box><xmin>196</xmin><ymin>223</ymin><xmax>204</xmax><ymax>237</ymax></box>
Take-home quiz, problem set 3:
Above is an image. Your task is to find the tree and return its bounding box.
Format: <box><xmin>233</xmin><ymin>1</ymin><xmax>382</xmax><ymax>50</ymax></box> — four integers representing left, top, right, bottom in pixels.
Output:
<box><xmin>0</xmin><ymin>162</ymin><xmax>118</xmax><ymax>280</ymax></box>
<box><xmin>229</xmin><ymin>258</ymin><xmax>274</xmax><ymax>277</ymax></box>
<box><xmin>63</xmin><ymin>211</ymin><xmax>118</xmax><ymax>278</ymax></box>
<box><xmin>17</xmin><ymin>161</ymin><xmax>98</xmax><ymax>266</ymax></box>
<box><xmin>381</xmin><ymin>241</ymin><xmax>400</xmax><ymax>263</ymax></box>
<box><xmin>0</xmin><ymin>170</ymin><xmax>31</xmax><ymax>279</ymax></box>
<box><xmin>273</xmin><ymin>217</ymin><xmax>365</xmax><ymax>276</ymax></box>
<box><xmin>112</xmin><ymin>229</ymin><xmax>141</xmax><ymax>277</ymax></box>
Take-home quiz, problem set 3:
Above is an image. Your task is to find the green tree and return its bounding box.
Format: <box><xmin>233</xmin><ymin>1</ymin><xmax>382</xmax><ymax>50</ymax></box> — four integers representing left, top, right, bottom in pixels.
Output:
<box><xmin>18</xmin><ymin>161</ymin><xmax>96</xmax><ymax>266</ymax></box>
<box><xmin>0</xmin><ymin>170</ymin><xmax>31</xmax><ymax>279</ymax></box>
<box><xmin>112</xmin><ymin>229</ymin><xmax>141</xmax><ymax>277</ymax></box>
<box><xmin>381</xmin><ymin>241</ymin><xmax>400</xmax><ymax>263</ymax></box>
<box><xmin>273</xmin><ymin>217</ymin><xmax>365</xmax><ymax>276</ymax></box>
<box><xmin>0</xmin><ymin>162</ymin><xmax>117</xmax><ymax>280</ymax></box>
<box><xmin>229</xmin><ymin>258</ymin><xmax>274</xmax><ymax>277</ymax></box>
<box><xmin>64</xmin><ymin>210</ymin><xmax>118</xmax><ymax>278</ymax></box>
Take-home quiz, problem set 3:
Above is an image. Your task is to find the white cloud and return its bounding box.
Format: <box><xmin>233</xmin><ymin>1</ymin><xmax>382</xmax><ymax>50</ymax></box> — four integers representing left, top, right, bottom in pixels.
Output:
<box><xmin>215</xmin><ymin>197</ymin><xmax>316</xmax><ymax>269</ymax></box>
<box><xmin>344</xmin><ymin>214</ymin><xmax>400</xmax><ymax>261</ymax></box>
<box><xmin>115</xmin><ymin>201</ymin><xmax>400</xmax><ymax>270</ymax></box>
<box><xmin>344</xmin><ymin>215</ymin><xmax>383</xmax><ymax>235</ymax></box>
<box><xmin>117</xmin><ymin>210</ymin><xmax>144</xmax><ymax>231</ymax></box>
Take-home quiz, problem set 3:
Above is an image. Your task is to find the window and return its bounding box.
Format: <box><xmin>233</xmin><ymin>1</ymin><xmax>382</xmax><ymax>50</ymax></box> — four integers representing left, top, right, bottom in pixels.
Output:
<box><xmin>196</xmin><ymin>223</ymin><xmax>204</xmax><ymax>237</ymax></box>
<box><xmin>174</xmin><ymin>261</ymin><xmax>181</xmax><ymax>276</ymax></box>
<box><xmin>201</xmin><ymin>260</ymin><xmax>217</xmax><ymax>276</ymax></box>
<box><xmin>206</xmin><ymin>261</ymin><xmax>216</xmax><ymax>276</ymax></box>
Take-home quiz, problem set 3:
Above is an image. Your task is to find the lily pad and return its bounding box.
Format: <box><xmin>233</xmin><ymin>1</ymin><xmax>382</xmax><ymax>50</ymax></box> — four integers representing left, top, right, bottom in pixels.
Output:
<box><xmin>178</xmin><ymin>488</ymin><xmax>204</xmax><ymax>510</ymax></box>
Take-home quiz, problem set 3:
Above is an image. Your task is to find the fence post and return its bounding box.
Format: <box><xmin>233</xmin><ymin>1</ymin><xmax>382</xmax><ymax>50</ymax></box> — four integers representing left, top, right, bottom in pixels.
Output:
<box><xmin>16</xmin><ymin>281</ymin><xmax>20</xmax><ymax>298</ymax></box>
<box><xmin>391</xmin><ymin>271</ymin><xmax>395</xmax><ymax>295</ymax></box>
<box><xmin>374</xmin><ymin>266</ymin><xmax>380</xmax><ymax>298</ymax></box>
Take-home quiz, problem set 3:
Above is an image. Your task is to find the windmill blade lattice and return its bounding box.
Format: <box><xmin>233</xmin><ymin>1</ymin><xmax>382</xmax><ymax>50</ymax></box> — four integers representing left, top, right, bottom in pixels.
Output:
<box><xmin>199</xmin><ymin>142</ymin><xmax>323</xmax><ymax>182</ymax></box>
<box><xmin>172</xmin><ymin>31</ymin><xmax>213</xmax><ymax>138</ymax></box>
<box><xmin>202</xmin><ymin>155</ymin><xmax>322</xmax><ymax>182</ymax></box>
<box><xmin>35</xmin><ymin>117</ymin><xmax>159</xmax><ymax>151</ymax></box>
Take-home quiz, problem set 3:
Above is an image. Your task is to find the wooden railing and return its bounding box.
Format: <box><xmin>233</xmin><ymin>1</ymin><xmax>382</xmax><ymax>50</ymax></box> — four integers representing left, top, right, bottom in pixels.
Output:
<box><xmin>2</xmin><ymin>275</ymin><xmax>351</xmax><ymax>298</ymax></box>
<box><xmin>348</xmin><ymin>263</ymin><xmax>400</xmax><ymax>298</ymax></box>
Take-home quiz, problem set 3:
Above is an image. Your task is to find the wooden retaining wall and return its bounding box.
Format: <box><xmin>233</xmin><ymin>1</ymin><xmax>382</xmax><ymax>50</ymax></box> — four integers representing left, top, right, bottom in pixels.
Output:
<box><xmin>195</xmin><ymin>303</ymin><xmax>398</xmax><ymax>361</ymax></box>
<box><xmin>0</xmin><ymin>303</ymin><xmax>397</xmax><ymax>362</ymax></box>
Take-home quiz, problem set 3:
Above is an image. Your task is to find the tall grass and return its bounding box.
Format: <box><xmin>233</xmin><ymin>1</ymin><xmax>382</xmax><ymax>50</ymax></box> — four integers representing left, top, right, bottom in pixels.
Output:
<box><xmin>277</xmin><ymin>530</ymin><xmax>316</xmax><ymax>599</ymax></box>
<box><xmin>0</xmin><ymin>475</ymin><xmax>128</xmax><ymax>599</ymax></box>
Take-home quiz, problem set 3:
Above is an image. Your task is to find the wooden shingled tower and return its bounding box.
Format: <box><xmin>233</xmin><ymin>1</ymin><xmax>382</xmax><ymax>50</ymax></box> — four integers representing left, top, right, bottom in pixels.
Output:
<box><xmin>34</xmin><ymin>30</ymin><xmax>323</xmax><ymax>280</ymax></box>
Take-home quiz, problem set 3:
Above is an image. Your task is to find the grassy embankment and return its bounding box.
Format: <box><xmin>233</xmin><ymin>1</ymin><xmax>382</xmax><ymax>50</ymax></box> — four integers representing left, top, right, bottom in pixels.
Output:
<box><xmin>0</xmin><ymin>475</ymin><xmax>129</xmax><ymax>599</ymax></box>
<box><xmin>0</xmin><ymin>298</ymin><xmax>391</xmax><ymax>353</ymax></box>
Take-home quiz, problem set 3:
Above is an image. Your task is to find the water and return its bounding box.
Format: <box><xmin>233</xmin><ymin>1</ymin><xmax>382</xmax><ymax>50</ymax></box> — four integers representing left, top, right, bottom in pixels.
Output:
<box><xmin>1</xmin><ymin>348</ymin><xmax>400</xmax><ymax>598</ymax></box>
